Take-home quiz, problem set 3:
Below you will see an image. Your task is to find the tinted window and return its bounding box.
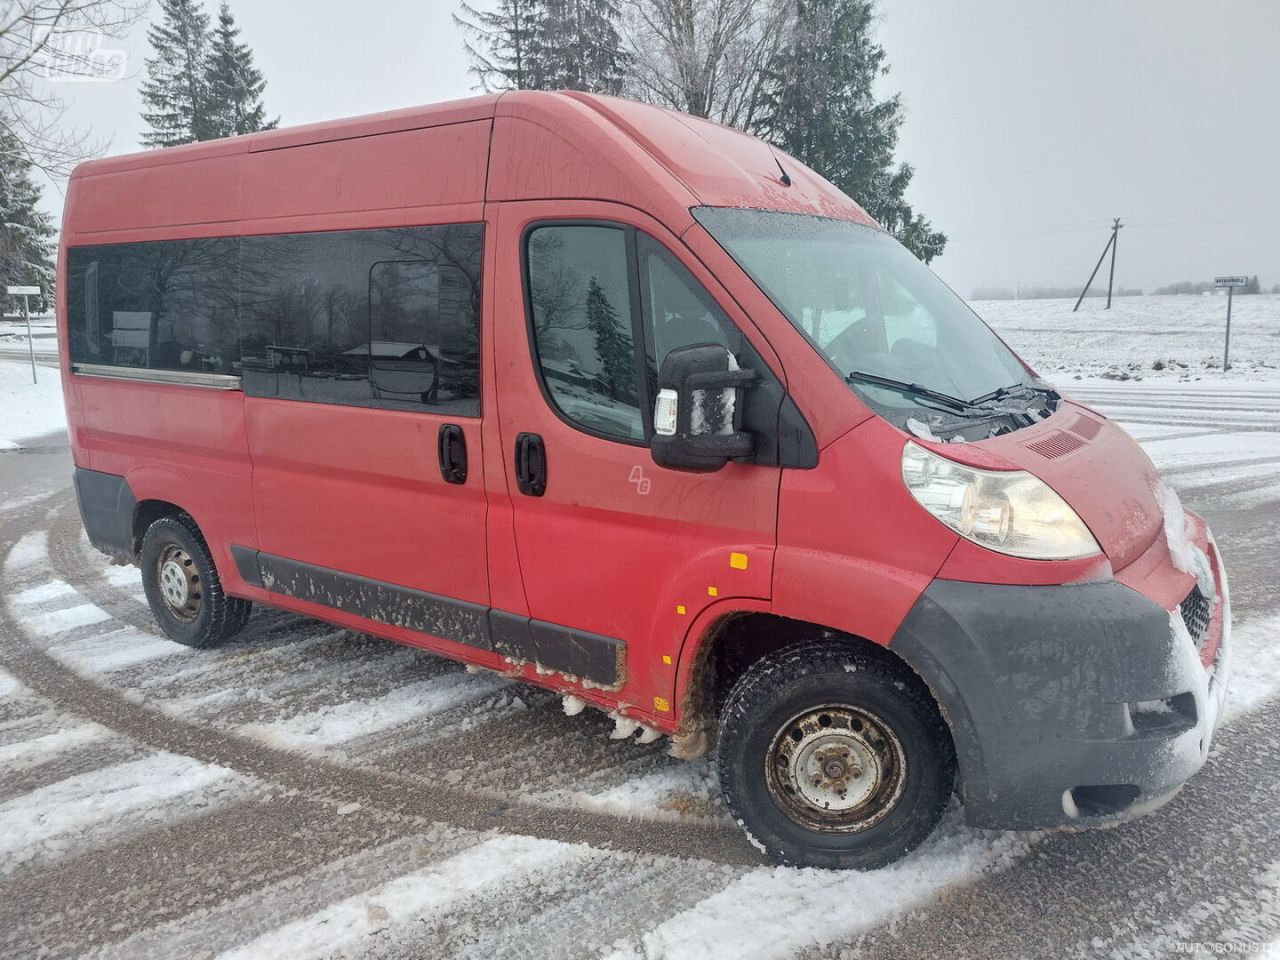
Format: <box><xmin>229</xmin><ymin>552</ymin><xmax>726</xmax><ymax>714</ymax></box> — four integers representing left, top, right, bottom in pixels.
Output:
<box><xmin>67</xmin><ymin>238</ymin><xmax>240</xmax><ymax>374</ymax></box>
<box><xmin>65</xmin><ymin>224</ymin><xmax>482</xmax><ymax>415</ymax></box>
<box><xmin>526</xmin><ymin>225</ymin><xmax>642</xmax><ymax>441</ymax></box>
<box><xmin>240</xmin><ymin>224</ymin><xmax>482</xmax><ymax>415</ymax></box>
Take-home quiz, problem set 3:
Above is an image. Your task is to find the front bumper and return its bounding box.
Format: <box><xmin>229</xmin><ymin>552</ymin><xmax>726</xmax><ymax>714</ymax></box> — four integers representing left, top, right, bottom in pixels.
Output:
<box><xmin>891</xmin><ymin>529</ymin><xmax>1229</xmax><ymax>830</ymax></box>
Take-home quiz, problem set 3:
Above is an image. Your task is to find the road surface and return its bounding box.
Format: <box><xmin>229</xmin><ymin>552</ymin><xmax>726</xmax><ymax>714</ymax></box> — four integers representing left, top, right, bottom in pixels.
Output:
<box><xmin>2</xmin><ymin>380</ymin><xmax>1279</xmax><ymax>959</ymax></box>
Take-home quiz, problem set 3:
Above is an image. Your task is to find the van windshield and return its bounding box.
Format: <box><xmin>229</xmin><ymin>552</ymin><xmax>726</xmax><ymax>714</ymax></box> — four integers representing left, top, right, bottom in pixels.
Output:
<box><xmin>693</xmin><ymin>207</ymin><xmax>1043</xmax><ymax>428</ymax></box>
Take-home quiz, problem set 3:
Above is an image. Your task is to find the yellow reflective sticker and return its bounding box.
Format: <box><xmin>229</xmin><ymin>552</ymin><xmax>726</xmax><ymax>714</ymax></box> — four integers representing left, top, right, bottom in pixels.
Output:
<box><xmin>676</xmin><ymin>604</ymin><xmax>686</xmax><ymax>615</ymax></box>
<box><xmin>662</xmin><ymin>654</ymin><xmax>673</xmax><ymax>665</ymax></box>
<box><xmin>707</xmin><ymin>586</ymin><xmax>719</xmax><ymax>597</ymax></box>
<box><xmin>653</xmin><ymin>696</ymin><xmax>671</xmax><ymax>712</ymax></box>
<box><xmin>730</xmin><ymin>552</ymin><xmax>749</xmax><ymax>570</ymax></box>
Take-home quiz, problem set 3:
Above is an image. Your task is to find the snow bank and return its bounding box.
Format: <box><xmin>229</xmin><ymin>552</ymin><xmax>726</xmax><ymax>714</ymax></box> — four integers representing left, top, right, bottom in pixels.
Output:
<box><xmin>0</xmin><ymin>358</ymin><xmax>65</xmax><ymax>447</ymax></box>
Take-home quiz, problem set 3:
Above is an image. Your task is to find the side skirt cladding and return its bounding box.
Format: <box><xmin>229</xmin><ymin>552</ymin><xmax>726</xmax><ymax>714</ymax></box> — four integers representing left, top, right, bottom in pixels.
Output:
<box><xmin>234</xmin><ymin>547</ymin><xmax>625</xmax><ymax>688</ymax></box>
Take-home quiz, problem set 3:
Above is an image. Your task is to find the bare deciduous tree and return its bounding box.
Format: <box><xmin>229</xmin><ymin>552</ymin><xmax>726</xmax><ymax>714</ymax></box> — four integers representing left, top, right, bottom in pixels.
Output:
<box><xmin>0</xmin><ymin>0</ymin><xmax>145</xmax><ymax>177</ymax></box>
<box><xmin>619</xmin><ymin>0</ymin><xmax>790</xmax><ymax>129</ymax></box>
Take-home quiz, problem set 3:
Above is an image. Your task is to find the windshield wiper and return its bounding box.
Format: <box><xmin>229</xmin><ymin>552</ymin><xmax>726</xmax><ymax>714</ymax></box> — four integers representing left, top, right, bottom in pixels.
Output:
<box><xmin>845</xmin><ymin>371</ymin><xmax>978</xmax><ymax>414</ymax></box>
<box><xmin>968</xmin><ymin>382</ymin><xmax>1059</xmax><ymax>405</ymax></box>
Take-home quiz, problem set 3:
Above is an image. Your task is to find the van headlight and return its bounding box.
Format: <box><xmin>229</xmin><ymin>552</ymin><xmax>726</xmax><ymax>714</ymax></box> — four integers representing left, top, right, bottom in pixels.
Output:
<box><xmin>901</xmin><ymin>442</ymin><xmax>1101</xmax><ymax>560</ymax></box>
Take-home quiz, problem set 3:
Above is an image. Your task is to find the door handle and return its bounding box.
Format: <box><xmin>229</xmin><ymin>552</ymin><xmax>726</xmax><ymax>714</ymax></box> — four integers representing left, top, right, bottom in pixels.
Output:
<box><xmin>515</xmin><ymin>432</ymin><xmax>547</xmax><ymax>496</ymax></box>
<box><xmin>438</xmin><ymin>423</ymin><xmax>467</xmax><ymax>484</ymax></box>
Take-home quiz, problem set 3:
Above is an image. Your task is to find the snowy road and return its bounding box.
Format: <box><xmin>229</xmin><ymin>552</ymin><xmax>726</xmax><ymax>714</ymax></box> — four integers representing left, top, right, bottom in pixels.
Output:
<box><xmin>2</xmin><ymin>377</ymin><xmax>1280</xmax><ymax>959</ymax></box>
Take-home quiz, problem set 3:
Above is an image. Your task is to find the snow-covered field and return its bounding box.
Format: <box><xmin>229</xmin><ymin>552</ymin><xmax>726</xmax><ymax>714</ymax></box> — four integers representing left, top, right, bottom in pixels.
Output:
<box><xmin>2</xmin><ymin>294</ymin><xmax>1280</xmax><ymax>958</ymax></box>
<box><xmin>977</xmin><ymin>292</ymin><xmax>1280</xmax><ymax>383</ymax></box>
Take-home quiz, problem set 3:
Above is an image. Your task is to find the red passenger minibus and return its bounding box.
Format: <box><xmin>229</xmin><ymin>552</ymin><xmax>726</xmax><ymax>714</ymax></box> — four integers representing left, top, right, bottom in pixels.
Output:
<box><xmin>59</xmin><ymin>91</ymin><xmax>1229</xmax><ymax>868</ymax></box>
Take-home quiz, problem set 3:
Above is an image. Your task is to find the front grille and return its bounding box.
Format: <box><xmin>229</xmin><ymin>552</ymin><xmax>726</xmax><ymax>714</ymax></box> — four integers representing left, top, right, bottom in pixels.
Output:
<box><xmin>1180</xmin><ymin>585</ymin><xmax>1212</xmax><ymax>650</ymax></box>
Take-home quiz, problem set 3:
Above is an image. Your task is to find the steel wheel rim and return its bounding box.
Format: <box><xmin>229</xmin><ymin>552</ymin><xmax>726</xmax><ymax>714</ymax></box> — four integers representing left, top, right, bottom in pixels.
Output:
<box><xmin>765</xmin><ymin>703</ymin><xmax>908</xmax><ymax>833</ymax></box>
<box><xmin>157</xmin><ymin>545</ymin><xmax>202</xmax><ymax>622</ymax></box>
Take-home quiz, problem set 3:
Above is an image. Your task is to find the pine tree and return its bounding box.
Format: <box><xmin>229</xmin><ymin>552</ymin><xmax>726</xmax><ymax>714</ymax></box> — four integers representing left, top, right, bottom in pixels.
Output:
<box><xmin>0</xmin><ymin>133</ymin><xmax>56</xmax><ymax>310</ymax></box>
<box><xmin>540</xmin><ymin>0</ymin><xmax>626</xmax><ymax>94</ymax></box>
<box><xmin>141</xmin><ymin>0</ymin><xmax>216</xmax><ymax>147</ymax></box>
<box><xmin>762</xmin><ymin>0</ymin><xmax>946</xmax><ymax>263</ymax></box>
<box><xmin>584</xmin><ymin>277</ymin><xmax>635</xmax><ymax>403</ymax></box>
<box><xmin>207</xmin><ymin>2</ymin><xmax>277</xmax><ymax>138</ymax></box>
<box><xmin>455</xmin><ymin>0</ymin><xmax>549</xmax><ymax>91</ymax></box>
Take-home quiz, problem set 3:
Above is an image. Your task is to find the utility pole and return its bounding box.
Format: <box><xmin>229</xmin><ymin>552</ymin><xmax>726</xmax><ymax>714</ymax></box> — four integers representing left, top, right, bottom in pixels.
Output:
<box><xmin>1105</xmin><ymin>217</ymin><xmax>1121</xmax><ymax>308</ymax></box>
<box><xmin>1073</xmin><ymin>218</ymin><xmax>1124</xmax><ymax>312</ymax></box>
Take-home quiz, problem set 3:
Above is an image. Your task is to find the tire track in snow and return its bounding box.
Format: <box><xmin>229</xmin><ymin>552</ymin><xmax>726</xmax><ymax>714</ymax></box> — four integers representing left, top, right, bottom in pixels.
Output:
<box><xmin>0</xmin><ymin>529</ymin><xmax>760</xmax><ymax>869</ymax></box>
<box><xmin>0</xmin><ymin>751</ymin><xmax>250</xmax><ymax>875</ymax></box>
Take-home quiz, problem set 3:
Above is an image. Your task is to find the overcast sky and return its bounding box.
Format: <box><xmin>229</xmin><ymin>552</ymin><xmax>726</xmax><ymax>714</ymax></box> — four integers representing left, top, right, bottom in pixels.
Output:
<box><xmin>36</xmin><ymin>0</ymin><xmax>1280</xmax><ymax>296</ymax></box>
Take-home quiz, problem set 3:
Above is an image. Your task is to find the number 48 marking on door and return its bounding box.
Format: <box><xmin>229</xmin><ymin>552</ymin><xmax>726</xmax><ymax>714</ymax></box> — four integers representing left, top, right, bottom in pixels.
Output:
<box><xmin>629</xmin><ymin>466</ymin><xmax>652</xmax><ymax>495</ymax></box>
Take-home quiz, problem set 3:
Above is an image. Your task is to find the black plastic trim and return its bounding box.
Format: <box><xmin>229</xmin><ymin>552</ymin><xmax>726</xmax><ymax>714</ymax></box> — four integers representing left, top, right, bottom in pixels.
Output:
<box><xmin>235</xmin><ymin>547</ymin><xmax>626</xmax><ymax>687</ymax></box>
<box><xmin>490</xmin><ymin>609</ymin><xmax>624</xmax><ymax>687</ymax></box>
<box><xmin>229</xmin><ymin>545</ymin><xmax>264</xmax><ymax>588</ymax></box>
<box><xmin>255</xmin><ymin>551</ymin><xmax>492</xmax><ymax>651</ymax></box>
<box><xmin>73</xmin><ymin>467</ymin><xmax>137</xmax><ymax>560</ymax></box>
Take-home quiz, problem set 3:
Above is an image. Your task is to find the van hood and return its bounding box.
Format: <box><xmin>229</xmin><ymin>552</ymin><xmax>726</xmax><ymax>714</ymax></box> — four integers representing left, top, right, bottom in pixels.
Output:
<box><xmin>932</xmin><ymin>402</ymin><xmax>1162</xmax><ymax>571</ymax></box>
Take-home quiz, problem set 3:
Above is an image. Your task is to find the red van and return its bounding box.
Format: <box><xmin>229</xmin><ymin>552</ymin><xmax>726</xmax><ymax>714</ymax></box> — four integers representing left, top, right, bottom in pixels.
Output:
<box><xmin>58</xmin><ymin>91</ymin><xmax>1229</xmax><ymax>869</ymax></box>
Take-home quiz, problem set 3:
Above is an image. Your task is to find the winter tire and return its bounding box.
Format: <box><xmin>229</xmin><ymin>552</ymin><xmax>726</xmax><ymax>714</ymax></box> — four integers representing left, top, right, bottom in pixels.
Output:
<box><xmin>140</xmin><ymin>514</ymin><xmax>252</xmax><ymax>648</ymax></box>
<box><xmin>717</xmin><ymin>640</ymin><xmax>955</xmax><ymax>870</ymax></box>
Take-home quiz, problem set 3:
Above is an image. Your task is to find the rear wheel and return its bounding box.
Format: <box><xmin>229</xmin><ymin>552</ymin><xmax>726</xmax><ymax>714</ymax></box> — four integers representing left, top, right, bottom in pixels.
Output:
<box><xmin>716</xmin><ymin>640</ymin><xmax>954</xmax><ymax>869</ymax></box>
<box><xmin>140</xmin><ymin>514</ymin><xmax>251</xmax><ymax>648</ymax></box>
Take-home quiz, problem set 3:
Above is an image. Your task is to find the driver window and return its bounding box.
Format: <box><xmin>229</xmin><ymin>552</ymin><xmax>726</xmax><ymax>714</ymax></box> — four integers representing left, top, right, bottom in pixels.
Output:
<box><xmin>637</xmin><ymin>234</ymin><xmax>741</xmax><ymax>387</ymax></box>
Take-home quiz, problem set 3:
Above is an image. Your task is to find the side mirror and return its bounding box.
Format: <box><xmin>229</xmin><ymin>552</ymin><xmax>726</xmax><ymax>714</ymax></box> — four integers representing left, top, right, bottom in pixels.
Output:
<box><xmin>651</xmin><ymin>343</ymin><xmax>755</xmax><ymax>472</ymax></box>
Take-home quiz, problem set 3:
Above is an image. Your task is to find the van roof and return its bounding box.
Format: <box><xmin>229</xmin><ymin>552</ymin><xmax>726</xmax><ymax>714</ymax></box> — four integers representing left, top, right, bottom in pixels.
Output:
<box><xmin>68</xmin><ymin>91</ymin><xmax>875</xmax><ymax>233</ymax></box>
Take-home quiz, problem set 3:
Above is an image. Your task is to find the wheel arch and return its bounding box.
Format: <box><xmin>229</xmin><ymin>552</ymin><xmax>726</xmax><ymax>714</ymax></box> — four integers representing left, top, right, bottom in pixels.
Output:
<box><xmin>670</xmin><ymin>606</ymin><xmax>958</xmax><ymax>765</ymax></box>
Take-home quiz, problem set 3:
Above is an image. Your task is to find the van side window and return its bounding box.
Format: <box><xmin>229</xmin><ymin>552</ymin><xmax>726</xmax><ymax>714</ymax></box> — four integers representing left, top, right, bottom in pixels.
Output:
<box><xmin>526</xmin><ymin>225</ymin><xmax>643</xmax><ymax>441</ymax></box>
<box><xmin>240</xmin><ymin>224</ymin><xmax>482</xmax><ymax>415</ymax></box>
<box><xmin>64</xmin><ymin>224</ymin><xmax>482</xmax><ymax>415</ymax></box>
<box><xmin>66</xmin><ymin>238</ymin><xmax>240</xmax><ymax>375</ymax></box>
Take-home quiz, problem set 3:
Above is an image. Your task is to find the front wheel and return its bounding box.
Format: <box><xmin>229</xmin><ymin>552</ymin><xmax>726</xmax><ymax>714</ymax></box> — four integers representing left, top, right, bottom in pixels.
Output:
<box><xmin>140</xmin><ymin>514</ymin><xmax>252</xmax><ymax>648</ymax></box>
<box><xmin>716</xmin><ymin>641</ymin><xmax>955</xmax><ymax>869</ymax></box>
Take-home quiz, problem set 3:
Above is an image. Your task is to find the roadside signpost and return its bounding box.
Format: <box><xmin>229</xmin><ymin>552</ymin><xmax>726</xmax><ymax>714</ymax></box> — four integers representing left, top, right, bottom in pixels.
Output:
<box><xmin>7</xmin><ymin>285</ymin><xmax>41</xmax><ymax>384</ymax></box>
<box><xmin>1215</xmin><ymin>276</ymin><xmax>1248</xmax><ymax>372</ymax></box>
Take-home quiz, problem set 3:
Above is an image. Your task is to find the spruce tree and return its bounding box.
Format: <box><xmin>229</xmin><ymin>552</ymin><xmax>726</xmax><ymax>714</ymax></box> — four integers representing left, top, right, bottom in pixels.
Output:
<box><xmin>455</xmin><ymin>0</ymin><xmax>549</xmax><ymax>91</ymax></box>
<box><xmin>763</xmin><ymin>0</ymin><xmax>946</xmax><ymax>263</ymax></box>
<box><xmin>0</xmin><ymin>133</ymin><xmax>56</xmax><ymax>310</ymax></box>
<box><xmin>141</xmin><ymin>0</ymin><xmax>216</xmax><ymax>147</ymax></box>
<box><xmin>208</xmin><ymin>2</ymin><xmax>277</xmax><ymax>138</ymax></box>
<box><xmin>540</xmin><ymin>0</ymin><xmax>627</xmax><ymax>94</ymax></box>
<box><xmin>584</xmin><ymin>277</ymin><xmax>635</xmax><ymax>403</ymax></box>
